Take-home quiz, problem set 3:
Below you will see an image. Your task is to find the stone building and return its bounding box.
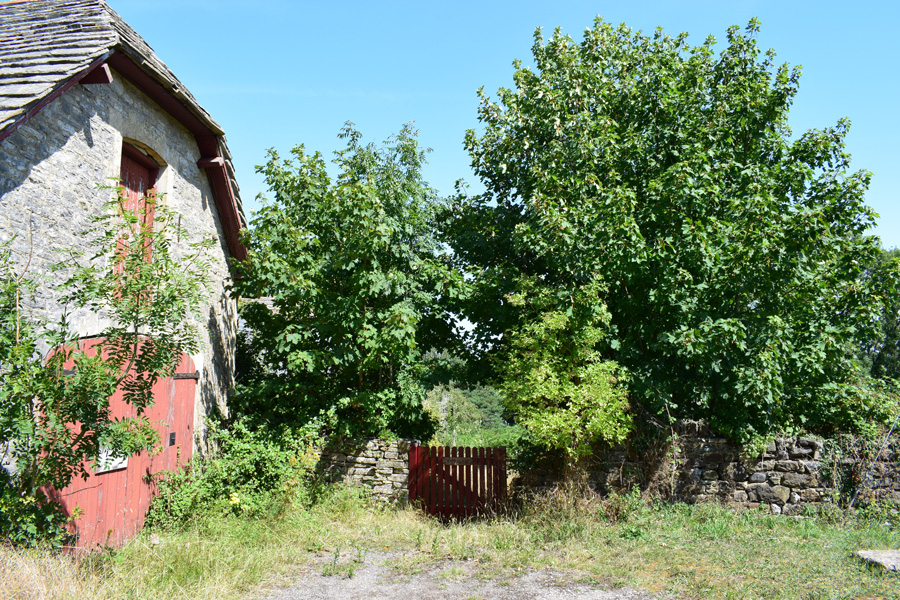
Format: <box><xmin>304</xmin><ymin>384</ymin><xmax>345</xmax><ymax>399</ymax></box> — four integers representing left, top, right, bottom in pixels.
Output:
<box><xmin>0</xmin><ymin>0</ymin><xmax>246</xmax><ymax>548</ymax></box>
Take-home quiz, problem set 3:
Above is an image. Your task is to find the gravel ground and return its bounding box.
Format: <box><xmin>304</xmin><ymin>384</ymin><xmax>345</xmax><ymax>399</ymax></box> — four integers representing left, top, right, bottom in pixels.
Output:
<box><xmin>260</xmin><ymin>551</ymin><xmax>668</xmax><ymax>600</ymax></box>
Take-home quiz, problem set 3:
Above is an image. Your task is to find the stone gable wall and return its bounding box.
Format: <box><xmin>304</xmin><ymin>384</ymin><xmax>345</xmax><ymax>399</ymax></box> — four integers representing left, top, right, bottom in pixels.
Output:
<box><xmin>0</xmin><ymin>68</ymin><xmax>237</xmax><ymax>451</ymax></box>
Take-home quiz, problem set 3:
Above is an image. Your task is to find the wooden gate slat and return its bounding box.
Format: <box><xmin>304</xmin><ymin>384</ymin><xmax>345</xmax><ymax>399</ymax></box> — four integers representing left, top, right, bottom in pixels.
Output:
<box><xmin>438</xmin><ymin>446</ymin><xmax>446</xmax><ymax>518</ymax></box>
<box><xmin>475</xmin><ymin>447</ymin><xmax>483</xmax><ymax>511</ymax></box>
<box><xmin>429</xmin><ymin>446</ymin><xmax>437</xmax><ymax>517</ymax></box>
<box><xmin>408</xmin><ymin>443</ymin><xmax>419</xmax><ymax>506</ymax></box>
<box><xmin>498</xmin><ymin>447</ymin><xmax>507</xmax><ymax>506</ymax></box>
<box><xmin>452</xmin><ymin>446</ymin><xmax>459</xmax><ymax>519</ymax></box>
<box><xmin>453</xmin><ymin>446</ymin><xmax>460</xmax><ymax>519</ymax></box>
<box><xmin>461</xmin><ymin>447</ymin><xmax>468</xmax><ymax>517</ymax></box>
<box><xmin>423</xmin><ymin>446</ymin><xmax>430</xmax><ymax>515</ymax></box>
<box><xmin>445</xmin><ymin>445</ymin><xmax>452</xmax><ymax>519</ymax></box>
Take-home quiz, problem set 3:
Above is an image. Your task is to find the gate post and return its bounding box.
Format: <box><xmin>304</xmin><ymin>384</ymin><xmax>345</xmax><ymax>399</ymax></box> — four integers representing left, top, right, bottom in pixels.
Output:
<box><xmin>408</xmin><ymin>441</ymin><xmax>421</xmax><ymax>505</ymax></box>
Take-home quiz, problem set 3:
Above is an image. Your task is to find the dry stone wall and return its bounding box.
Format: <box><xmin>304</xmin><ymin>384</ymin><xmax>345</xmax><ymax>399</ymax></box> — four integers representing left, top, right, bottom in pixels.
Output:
<box><xmin>315</xmin><ymin>439</ymin><xmax>417</xmax><ymax>503</ymax></box>
<box><xmin>514</xmin><ymin>422</ymin><xmax>900</xmax><ymax>514</ymax></box>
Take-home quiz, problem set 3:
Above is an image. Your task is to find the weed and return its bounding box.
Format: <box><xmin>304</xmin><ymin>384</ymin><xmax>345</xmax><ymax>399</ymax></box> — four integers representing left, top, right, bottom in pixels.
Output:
<box><xmin>320</xmin><ymin>546</ymin><xmax>361</xmax><ymax>579</ymax></box>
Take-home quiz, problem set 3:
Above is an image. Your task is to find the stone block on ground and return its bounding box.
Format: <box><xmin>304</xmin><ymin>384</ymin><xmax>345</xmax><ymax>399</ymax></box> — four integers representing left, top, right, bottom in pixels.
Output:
<box><xmin>856</xmin><ymin>550</ymin><xmax>900</xmax><ymax>572</ymax></box>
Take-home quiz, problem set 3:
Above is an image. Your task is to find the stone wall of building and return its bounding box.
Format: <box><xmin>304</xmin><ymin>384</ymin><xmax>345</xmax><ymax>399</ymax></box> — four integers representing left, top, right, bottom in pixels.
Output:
<box><xmin>0</xmin><ymin>67</ymin><xmax>237</xmax><ymax>451</ymax></box>
<box><xmin>512</xmin><ymin>421</ymin><xmax>900</xmax><ymax>514</ymax></box>
<box><xmin>315</xmin><ymin>439</ymin><xmax>417</xmax><ymax>503</ymax></box>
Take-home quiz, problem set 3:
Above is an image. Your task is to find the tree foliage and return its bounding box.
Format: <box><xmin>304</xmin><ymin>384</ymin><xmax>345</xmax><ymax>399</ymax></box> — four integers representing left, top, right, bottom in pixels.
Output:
<box><xmin>498</xmin><ymin>281</ymin><xmax>631</xmax><ymax>461</ymax></box>
<box><xmin>863</xmin><ymin>248</ymin><xmax>900</xmax><ymax>381</ymax></box>
<box><xmin>233</xmin><ymin>124</ymin><xmax>460</xmax><ymax>438</ymax></box>
<box><xmin>445</xmin><ymin>18</ymin><xmax>898</xmax><ymax>442</ymax></box>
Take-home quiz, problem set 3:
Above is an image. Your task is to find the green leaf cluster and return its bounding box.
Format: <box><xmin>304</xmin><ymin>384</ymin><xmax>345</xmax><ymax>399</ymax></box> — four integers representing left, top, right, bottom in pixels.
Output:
<box><xmin>145</xmin><ymin>418</ymin><xmax>320</xmax><ymax>531</ymax></box>
<box><xmin>498</xmin><ymin>281</ymin><xmax>631</xmax><ymax>461</ymax></box>
<box><xmin>232</xmin><ymin>124</ymin><xmax>461</xmax><ymax>438</ymax></box>
<box><xmin>445</xmin><ymin>18</ymin><xmax>899</xmax><ymax>442</ymax></box>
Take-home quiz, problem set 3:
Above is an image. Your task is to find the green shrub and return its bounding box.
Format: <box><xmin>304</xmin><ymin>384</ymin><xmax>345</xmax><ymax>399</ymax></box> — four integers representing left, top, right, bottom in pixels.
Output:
<box><xmin>145</xmin><ymin>419</ymin><xmax>320</xmax><ymax>531</ymax></box>
<box><xmin>0</xmin><ymin>470</ymin><xmax>71</xmax><ymax>548</ymax></box>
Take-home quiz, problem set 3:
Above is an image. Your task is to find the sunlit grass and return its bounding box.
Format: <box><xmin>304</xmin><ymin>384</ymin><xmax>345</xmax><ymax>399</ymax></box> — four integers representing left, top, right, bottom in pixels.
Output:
<box><xmin>3</xmin><ymin>484</ymin><xmax>899</xmax><ymax>599</ymax></box>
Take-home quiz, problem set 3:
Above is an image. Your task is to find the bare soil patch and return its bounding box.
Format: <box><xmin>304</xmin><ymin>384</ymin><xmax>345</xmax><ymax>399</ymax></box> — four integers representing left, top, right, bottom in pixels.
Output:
<box><xmin>260</xmin><ymin>550</ymin><xmax>668</xmax><ymax>600</ymax></box>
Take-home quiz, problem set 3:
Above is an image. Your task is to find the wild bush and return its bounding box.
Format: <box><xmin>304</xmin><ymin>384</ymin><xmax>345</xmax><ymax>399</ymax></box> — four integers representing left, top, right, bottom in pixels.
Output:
<box><xmin>145</xmin><ymin>419</ymin><xmax>321</xmax><ymax>531</ymax></box>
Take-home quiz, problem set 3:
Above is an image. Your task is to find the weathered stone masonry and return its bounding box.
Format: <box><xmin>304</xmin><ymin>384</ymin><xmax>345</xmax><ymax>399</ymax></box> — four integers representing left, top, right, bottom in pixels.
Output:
<box><xmin>304</xmin><ymin>427</ymin><xmax>899</xmax><ymax>514</ymax></box>
<box><xmin>315</xmin><ymin>439</ymin><xmax>416</xmax><ymax>503</ymax></box>
<box><xmin>513</xmin><ymin>421</ymin><xmax>900</xmax><ymax>514</ymax></box>
<box><xmin>0</xmin><ymin>68</ymin><xmax>238</xmax><ymax>450</ymax></box>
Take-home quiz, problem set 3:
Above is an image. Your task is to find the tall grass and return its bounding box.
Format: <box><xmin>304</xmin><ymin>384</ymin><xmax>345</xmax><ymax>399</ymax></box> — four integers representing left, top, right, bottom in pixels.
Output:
<box><xmin>3</xmin><ymin>484</ymin><xmax>899</xmax><ymax>599</ymax></box>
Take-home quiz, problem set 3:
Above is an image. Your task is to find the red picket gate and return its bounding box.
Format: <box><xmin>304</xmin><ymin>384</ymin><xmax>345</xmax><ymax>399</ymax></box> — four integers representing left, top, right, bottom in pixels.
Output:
<box><xmin>408</xmin><ymin>445</ymin><xmax>506</xmax><ymax>519</ymax></box>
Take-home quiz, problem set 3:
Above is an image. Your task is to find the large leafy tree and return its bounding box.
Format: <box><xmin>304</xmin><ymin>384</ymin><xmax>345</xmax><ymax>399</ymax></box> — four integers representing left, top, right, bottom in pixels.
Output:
<box><xmin>233</xmin><ymin>124</ymin><xmax>460</xmax><ymax>438</ymax></box>
<box><xmin>446</xmin><ymin>19</ymin><xmax>898</xmax><ymax>442</ymax></box>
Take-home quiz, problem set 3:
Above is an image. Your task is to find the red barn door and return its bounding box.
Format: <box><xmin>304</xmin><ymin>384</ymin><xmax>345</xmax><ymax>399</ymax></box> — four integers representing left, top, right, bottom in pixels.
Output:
<box><xmin>47</xmin><ymin>338</ymin><xmax>197</xmax><ymax>551</ymax></box>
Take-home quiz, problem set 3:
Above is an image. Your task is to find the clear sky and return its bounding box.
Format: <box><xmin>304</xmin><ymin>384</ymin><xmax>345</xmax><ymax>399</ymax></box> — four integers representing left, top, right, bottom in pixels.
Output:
<box><xmin>108</xmin><ymin>0</ymin><xmax>898</xmax><ymax>249</ymax></box>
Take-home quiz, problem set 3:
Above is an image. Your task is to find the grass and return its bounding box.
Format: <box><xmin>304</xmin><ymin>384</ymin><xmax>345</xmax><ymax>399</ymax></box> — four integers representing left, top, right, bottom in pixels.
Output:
<box><xmin>3</xmin><ymin>484</ymin><xmax>899</xmax><ymax>599</ymax></box>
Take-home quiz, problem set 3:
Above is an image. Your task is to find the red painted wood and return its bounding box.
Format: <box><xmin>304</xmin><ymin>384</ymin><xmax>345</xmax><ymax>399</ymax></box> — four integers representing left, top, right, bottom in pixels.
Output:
<box><xmin>464</xmin><ymin>448</ymin><xmax>470</xmax><ymax>515</ymax></box>
<box><xmin>79</xmin><ymin>63</ymin><xmax>113</xmax><ymax>85</ymax></box>
<box><xmin>45</xmin><ymin>338</ymin><xmax>196</xmax><ymax>551</ymax></box>
<box><xmin>408</xmin><ymin>445</ymin><xmax>506</xmax><ymax>519</ymax></box>
<box><xmin>439</xmin><ymin>446</ymin><xmax>446</xmax><ymax>519</ymax></box>
<box><xmin>408</xmin><ymin>443</ymin><xmax>419</xmax><ymax>505</ymax></box>
<box><xmin>120</xmin><ymin>144</ymin><xmax>157</xmax><ymax>229</ymax></box>
<box><xmin>106</xmin><ymin>53</ymin><xmax>211</xmax><ymax>136</ymax></box>
<box><xmin>486</xmin><ymin>447</ymin><xmax>493</xmax><ymax>512</ymax></box>
<box><xmin>498</xmin><ymin>447</ymin><xmax>507</xmax><ymax>506</ymax></box>
<box><xmin>450</xmin><ymin>446</ymin><xmax>458</xmax><ymax>519</ymax></box>
<box><xmin>426</xmin><ymin>446</ymin><xmax>433</xmax><ymax>516</ymax></box>
<box><xmin>425</xmin><ymin>446</ymin><xmax>433</xmax><ymax>516</ymax></box>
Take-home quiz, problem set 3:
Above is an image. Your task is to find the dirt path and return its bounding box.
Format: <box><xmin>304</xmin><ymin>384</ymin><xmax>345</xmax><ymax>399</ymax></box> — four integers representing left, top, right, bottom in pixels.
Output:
<box><xmin>260</xmin><ymin>551</ymin><xmax>667</xmax><ymax>600</ymax></box>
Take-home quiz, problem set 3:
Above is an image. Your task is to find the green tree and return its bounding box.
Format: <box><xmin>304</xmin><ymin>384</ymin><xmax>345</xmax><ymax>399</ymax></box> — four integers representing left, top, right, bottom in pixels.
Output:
<box><xmin>424</xmin><ymin>384</ymin><xmax>480</xmax><ymax>444</ymax></box>
<box><xmin>498</xmin><ymin>281</ymin><xmax>631</xmax><ymax>464</ymax></box>
<box><xmin>232</xmin><ymin>124</ymin><xmax>460</xmax><ymax>438</ymax></box>
<box><xmin>864</xmin><ymin>248</ymin><xmax>900</xmax><ymax>381</ymax></box>
<box><xmin>446</xmin><ymin>19</ymin><xmax>898</xmax><ymax>442</ymax></box>
<box><xmin>1</xmin><ymin>192</ymin><xmax>212</xmax><ymax>544</ymax></box>
<box><xmin>465</xmin><ymin>384</ymin><xmax>506</xmax><ymax>429</ymax></box>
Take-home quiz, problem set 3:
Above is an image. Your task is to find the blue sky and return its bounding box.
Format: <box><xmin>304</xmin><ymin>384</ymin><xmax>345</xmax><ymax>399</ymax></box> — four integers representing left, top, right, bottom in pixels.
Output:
<box><xmin>109</xmin><ymin>1</ymin><xmax>898</xmax><ymax>248</ymax></box>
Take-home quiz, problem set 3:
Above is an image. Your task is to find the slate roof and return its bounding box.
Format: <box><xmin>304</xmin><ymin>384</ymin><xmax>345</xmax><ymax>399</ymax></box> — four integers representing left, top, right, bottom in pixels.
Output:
<box><xmin>0</xmin><ymin>0</ymin><xmax>246</xmax><ymax>232</ymax></box>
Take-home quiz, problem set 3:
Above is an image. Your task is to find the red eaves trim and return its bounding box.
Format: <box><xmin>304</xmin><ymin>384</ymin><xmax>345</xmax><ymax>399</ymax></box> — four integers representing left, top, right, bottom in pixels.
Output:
<box><xmin>105</xmin><ymin>52</ymin><xmax>210</xmax><ymax>136</ymax></box>
<box><xmin>79</xmin><ymin>63</ymin><xmax>113</xmax><ymax>85</ymax></box>
<box><xmin>197</xmin><ymin>152</ymin><xmax>247</xmax><ymax>262</ymax></box>
<box><xmin>0</xmin><ymin>52</ymin><xmax>111</xmax><ymax>144</ymax></box>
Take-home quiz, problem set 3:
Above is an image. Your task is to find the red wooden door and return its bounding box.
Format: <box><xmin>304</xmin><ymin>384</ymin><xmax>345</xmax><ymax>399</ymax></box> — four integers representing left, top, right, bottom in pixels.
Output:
<box><xmin>46</xmin><ymin>338</ymin><xmax>197</xmax><ymax>551</ymax></box>
<box><xmin>408</xmin><ymin>445</ymin><xmax>506</xmax><ymax>519</ymax></box>
<box><xmin>120</xmin><ymin>143</ymin><xmax>157</xmax><ymax>230</ymax></box>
